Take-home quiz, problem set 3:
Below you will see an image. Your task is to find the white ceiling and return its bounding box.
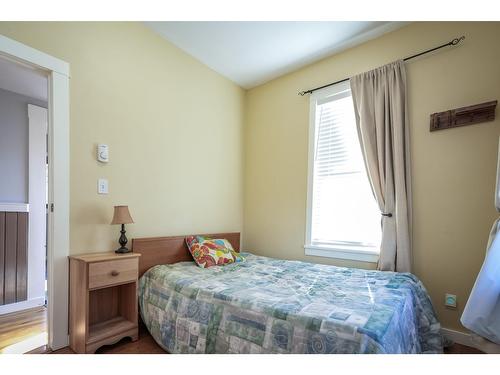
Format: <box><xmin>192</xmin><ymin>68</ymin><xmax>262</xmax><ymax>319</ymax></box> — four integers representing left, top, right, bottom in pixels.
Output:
<box><xmin>146</xmin><ymin>21</ymin><xmax>408</xmax><ymax>89</ymax></box>
<box><xmin>0</xmin><ymin>56</ymin><xmax>48</xmax><ymax>101</ymax></box>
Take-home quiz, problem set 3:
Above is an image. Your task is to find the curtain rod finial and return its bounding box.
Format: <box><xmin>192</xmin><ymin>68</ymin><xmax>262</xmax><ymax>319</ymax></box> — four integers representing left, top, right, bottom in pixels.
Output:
<box><xmin>452</xmin><ymin>35</ymin><xmax>466</xmax><ymax>45</ymax></box>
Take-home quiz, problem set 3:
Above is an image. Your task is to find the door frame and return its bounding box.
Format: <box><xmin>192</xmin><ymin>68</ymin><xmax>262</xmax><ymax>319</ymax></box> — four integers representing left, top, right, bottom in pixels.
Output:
<box><xmin>0</xmin><ymin>34</ymin><xmax>70</xmax><ymax>350</ymax></box>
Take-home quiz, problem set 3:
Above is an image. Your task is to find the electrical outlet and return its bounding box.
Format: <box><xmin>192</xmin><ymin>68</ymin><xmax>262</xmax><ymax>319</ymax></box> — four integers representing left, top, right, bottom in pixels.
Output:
<box><xmin>98</xmin><ymin>178</ymin><xmax>109</xmax><ymax>194</ymax></box>
<box><xmin>445</xmin><ymin>293</ymin><xmax>457</xmax><ymax>308</ymax></box>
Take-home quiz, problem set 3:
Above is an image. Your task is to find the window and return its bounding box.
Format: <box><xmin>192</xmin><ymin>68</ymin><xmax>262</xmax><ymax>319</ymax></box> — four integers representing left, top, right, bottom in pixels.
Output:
<box><xmin>305</xmin><ymin>81</ymin><xmax>381</xmax><ymax>262</ymax></box>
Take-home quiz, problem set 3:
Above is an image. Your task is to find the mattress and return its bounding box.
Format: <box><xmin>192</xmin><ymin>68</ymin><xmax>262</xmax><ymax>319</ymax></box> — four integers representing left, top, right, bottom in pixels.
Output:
<box><xmin>139</xmin><ymin>253</ymin><xmax>443</xmax><ymax>353</ymax></box>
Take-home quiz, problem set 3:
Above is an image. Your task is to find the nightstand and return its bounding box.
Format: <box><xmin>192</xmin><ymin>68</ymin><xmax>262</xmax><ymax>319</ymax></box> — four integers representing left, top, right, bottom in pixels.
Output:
<box><xmin>69</xmin><ymin>252</ymin><xmax>141</xmax><ymax>353</ymax></box>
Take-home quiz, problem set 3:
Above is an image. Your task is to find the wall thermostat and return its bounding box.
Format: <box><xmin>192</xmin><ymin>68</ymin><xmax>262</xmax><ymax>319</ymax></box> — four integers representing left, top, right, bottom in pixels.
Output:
<box><xmin>97</xmin><ymin>144</ymin><xmax>109</xmax><ymax>163</ymax></box>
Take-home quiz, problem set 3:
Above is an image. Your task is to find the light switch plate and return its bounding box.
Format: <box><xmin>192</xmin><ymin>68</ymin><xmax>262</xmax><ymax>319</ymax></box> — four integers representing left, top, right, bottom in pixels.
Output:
<box><xmin>98</xmin><ymin>178</ymin><xmax>108</xmax><ymax>194</ymax></box>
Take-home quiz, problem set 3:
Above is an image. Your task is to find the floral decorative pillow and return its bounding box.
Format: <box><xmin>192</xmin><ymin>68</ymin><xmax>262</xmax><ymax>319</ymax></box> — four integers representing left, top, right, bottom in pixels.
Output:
<box><xmin>185</xmin><ymin>236</ymin><xmax>245</xmax><ymax>268</ymax></box>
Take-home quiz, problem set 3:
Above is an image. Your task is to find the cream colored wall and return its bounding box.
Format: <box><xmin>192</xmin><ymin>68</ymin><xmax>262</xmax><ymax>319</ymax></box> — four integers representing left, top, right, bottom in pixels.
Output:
<box><xmin>0</xmin><ymin>22</ymin><xmax>245</xmax><ymax>254</ymax></box>
<box><xmin>244</xmin><ymin>22</ymin><xmax>500</xmax><ymax>331</ymax></box>
<box><xmin>1</xmin><ymin>21</ymin><xmax>497</xmax><ymax>333</ymax></box>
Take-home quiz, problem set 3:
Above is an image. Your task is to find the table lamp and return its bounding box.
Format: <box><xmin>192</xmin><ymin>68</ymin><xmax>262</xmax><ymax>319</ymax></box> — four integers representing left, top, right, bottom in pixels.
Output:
<box><xmin>111</xmin><ymin>205</ymin><xmax>134</xmax><ymax>253</ymax></box>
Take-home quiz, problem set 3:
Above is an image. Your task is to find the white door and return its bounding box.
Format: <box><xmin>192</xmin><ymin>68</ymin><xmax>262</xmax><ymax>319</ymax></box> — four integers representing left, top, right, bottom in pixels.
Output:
<box><xmin>0</xmin><ymin>104</ymin><xmax>47</xmax><ymax>316</ymax></box>
<box><xmin>27</xmin><ymin>104</ymin><xmax>47</xmax><ymax>308</ymax></box>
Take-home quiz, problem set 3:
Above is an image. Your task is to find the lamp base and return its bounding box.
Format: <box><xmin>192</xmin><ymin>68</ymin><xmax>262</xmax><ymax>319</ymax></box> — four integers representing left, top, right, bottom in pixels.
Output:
<box><xmin>115</xmin><ymin>224</ymin><xmax>132</xmax><ymax>254</ymax></box>
<box><xmin>115</xmin><ymin>246</ymin><xmax>131</xmax><ymax>254</ymax></box>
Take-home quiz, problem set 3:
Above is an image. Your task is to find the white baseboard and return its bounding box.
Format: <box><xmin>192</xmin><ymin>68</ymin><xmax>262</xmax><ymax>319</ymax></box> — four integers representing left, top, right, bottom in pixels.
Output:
<box><xmin>0</xmin><ymin>296</ymin><xmax>45</xmax><ymax>315</ymax></box>
<box><xmin>441</xmin><ymin>327</ymin><xmax>500</xmax><ymax>354</ymax></box>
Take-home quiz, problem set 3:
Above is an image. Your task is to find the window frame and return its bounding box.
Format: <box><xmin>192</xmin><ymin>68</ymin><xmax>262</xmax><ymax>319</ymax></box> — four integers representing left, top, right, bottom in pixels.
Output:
<box><xmin>304</xmin><ymin>81</ymin><xmax>379</xmax><ymax>263</ymax></box>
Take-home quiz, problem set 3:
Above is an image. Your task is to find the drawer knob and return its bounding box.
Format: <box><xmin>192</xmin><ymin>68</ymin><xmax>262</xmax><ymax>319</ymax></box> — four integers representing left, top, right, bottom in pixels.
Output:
<box><xmin>111</xmin><ymin>270</ymin><xmax>120</xmax><ymax>277</ymax></box>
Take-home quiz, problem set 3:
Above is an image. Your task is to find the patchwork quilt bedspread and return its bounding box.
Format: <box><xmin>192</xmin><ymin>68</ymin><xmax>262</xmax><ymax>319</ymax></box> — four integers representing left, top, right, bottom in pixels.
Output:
<box><xmin>139</xmin><ymin>253</ymin><xmax>443</xmax><ymax>354</ymax></box>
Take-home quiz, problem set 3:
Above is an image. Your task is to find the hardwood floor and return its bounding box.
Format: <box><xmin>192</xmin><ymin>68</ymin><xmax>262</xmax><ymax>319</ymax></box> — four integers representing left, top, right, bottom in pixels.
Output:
<box><xmin>444</xmin><ymin>343</ymin><xmax>484</xmax><ymax>354</ymax></box>
<box><xmin>0</xmin><ymin>306</ymin><xmax>47</xmax><ymax>353</ymax></box>
<box><xmin>0</xmin><ymin>311</ymin><xmax>477</xmax><ymax>354</ymax></box>
<box><xmin>51</xmin><ymin>322</ymin><xmax>165</xmax><ymax>354</ymax></box>
<box><xmin>0</xmin><ymin>303</ymin><xmax>485</xmax><ymax>354</ymax></box>
<box><xmin>46</xmin><ymin>321</ymin><xmax>483</xmax><ymax>354</ymax></box>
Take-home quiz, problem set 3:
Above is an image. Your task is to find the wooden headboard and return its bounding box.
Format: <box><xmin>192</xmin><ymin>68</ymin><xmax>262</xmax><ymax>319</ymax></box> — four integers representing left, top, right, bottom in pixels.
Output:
<box><xmin>132</xmin><ymin>232</ymin><xmax>240</xmax><ymax>277</ymax></box>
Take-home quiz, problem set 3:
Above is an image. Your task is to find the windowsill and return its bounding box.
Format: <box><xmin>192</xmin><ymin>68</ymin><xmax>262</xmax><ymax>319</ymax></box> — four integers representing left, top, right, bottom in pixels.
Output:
<box><xmin>304</xmin><ymin>244</ymin><xmax>379</xmax><ymax>263</ymax></box>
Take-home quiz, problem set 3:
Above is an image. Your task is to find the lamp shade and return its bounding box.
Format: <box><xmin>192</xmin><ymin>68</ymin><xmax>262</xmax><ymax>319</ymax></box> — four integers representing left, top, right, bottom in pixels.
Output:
<box><xmin>110</xmin><ymin>205</ymin><xmax>134</xmax><ymax>225</ymax></box>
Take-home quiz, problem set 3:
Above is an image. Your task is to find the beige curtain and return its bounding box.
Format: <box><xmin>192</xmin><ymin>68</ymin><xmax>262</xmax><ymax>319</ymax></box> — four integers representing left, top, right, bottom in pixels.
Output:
<box><xmin>350</xmin><ymin>60</ymin><xmax>412</xmax><ymax>272</ymax></box>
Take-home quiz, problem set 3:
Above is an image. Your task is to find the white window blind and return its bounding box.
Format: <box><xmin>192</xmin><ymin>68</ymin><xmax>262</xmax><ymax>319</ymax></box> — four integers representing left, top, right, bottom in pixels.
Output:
<box><xmin>305</xmin><ymin>82</ymin><xmax>381</xmax><ymax>262</ymax></box>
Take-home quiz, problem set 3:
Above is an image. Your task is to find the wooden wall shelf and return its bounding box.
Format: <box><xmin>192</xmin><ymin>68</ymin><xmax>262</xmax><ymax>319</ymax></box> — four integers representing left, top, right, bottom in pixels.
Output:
<box><xmin>430</xmin><ymin>100</ymin><xmax>497</xmax><ymax>132</ymax></box>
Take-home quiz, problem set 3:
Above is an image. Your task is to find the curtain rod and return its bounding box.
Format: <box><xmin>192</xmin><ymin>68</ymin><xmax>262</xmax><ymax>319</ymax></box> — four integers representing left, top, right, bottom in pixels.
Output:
<box><xmin>298</xmin><ymin>35</ymin><xmax>466</xmax><ymax>96</ymax></box>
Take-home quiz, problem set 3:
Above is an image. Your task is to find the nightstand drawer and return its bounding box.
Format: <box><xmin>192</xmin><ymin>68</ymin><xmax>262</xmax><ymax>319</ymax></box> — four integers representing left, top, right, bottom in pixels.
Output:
<box><xmin>88</xmin><ymin>258</ymin><xmax>138</xmax><ymax>289</ymax></box>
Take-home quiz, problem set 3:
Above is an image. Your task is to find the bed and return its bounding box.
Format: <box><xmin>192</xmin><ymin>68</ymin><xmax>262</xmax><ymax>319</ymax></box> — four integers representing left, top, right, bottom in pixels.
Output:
<box><xmin>133</xmin><ymin>233</ymin><xmax>443</xmax><ymax>354</ymax></box>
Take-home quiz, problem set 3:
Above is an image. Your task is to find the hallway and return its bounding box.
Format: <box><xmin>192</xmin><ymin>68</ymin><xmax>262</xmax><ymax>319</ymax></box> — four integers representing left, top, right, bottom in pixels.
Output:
<box><xmin>0</xmin><ymin>306</ymin><xmax>47</xmax><ymax>353</ymax></box>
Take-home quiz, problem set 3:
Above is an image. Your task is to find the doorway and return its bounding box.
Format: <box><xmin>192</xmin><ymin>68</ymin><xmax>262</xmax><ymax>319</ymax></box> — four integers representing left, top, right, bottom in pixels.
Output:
<box><xmin>0</xmin><ymin>34</ymin><xmax>69</xmax><ymax>352</ymax></box>
<box><xmin>0</xmin><ymin>56</ymin><xmax>48</xmax><ymax>353</ymax></box>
